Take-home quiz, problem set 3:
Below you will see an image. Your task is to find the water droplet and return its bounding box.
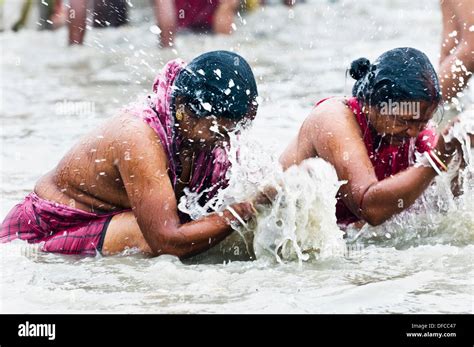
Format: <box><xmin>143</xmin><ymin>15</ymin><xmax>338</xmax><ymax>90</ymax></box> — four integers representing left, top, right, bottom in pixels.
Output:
<box><xmin>149</xmin><ymin>25</ymin><xmax>161</xmax><ymax>35</ymax></box>
<box><xmin>202</xmin><ymin>102</ymin><xmax>212</xmax><ymax>112</ymax></box>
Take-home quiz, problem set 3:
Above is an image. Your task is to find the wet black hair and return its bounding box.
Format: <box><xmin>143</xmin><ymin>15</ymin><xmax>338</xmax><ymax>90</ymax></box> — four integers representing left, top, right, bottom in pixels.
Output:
<box><xmin>173</xmin><ymin>50</ymin><xmax>258</xmax><ymax>121</ymax></box>
<box><xmin>350</xmin><ymin>47</ymin><xmax>441</xmax><ymax>109</ymax></box>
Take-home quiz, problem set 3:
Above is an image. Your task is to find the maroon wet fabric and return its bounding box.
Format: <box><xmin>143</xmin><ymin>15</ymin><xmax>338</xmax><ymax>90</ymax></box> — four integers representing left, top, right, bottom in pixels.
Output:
<box><xmin>175</xmin><ymin>0</ymin><xmax>219</xmax><ymax>31</ymax></box>
<box><xmin>0</xmin><ymin>193</ymin><xmax>121</xmax><ymax>255</ymax></box>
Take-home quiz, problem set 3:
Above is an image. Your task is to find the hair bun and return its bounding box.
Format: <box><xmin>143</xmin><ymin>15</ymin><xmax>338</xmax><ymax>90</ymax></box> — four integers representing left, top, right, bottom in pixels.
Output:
<box><xmin>349</xmin><ymin>58</ymin><xmax>371</xmax><ymax>80</ymax></box>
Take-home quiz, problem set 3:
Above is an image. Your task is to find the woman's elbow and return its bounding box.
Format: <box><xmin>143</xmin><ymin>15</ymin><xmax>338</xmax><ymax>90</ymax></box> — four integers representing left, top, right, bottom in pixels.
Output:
<box><xmin>364</xmin><ymin>216</ymin><xmax>385</xmax><ymax>227</ymax></box>
<box><xmin>357</xmin><ymin>188</ymin><xmax>389</xmax><ymax>226</ymax></box>
<box><xmin>148</xmin><ymin>243</ymin><xmax>189</xmax><ymax>258</ymax></box>
<box><xmin>360</xmin><ymin>210</ymin><xmax>387</xmax><ymax>227</ymax></box>
<box><xmin>145</xmin><ymin>229</ymin><xmax>188</xmax><ymax>258</ymax></box>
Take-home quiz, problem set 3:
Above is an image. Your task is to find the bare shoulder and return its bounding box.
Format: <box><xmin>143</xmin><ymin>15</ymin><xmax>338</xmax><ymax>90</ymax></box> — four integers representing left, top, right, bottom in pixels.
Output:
<box><xmin>109</xmin><ymin>111</ymin><xmax>169</xmax><ymax>172</ymax></box>
<box><xmin>306</xmin><ymin>97</ymin><xmax>355</xmax><ymax>127</ymax></box>
<box><xmin>302</xmin><ymin>97</ymin><xmax>362</xmax><ymax>144</ymax></box>
<box><xmin>109</xmin><ymin>112</ymin><xmax>160</xmax><ymax>144</ymax></box>
<box><xmin>108</xmin><ymin>112</ymin><xmax>164</xmax><ymax>154</ymax></box>
<box><xmin>279</xmin><ymin>98</ymin><xmax>360</xmax><ymax>168</ymax></box>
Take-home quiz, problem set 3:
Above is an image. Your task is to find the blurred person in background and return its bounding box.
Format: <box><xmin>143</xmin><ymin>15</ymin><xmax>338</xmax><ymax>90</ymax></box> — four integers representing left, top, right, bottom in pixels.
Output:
<box><xmin>154</xmin><ymin>0</ymin><xmax>240</xmax><ymax>48</ymax></box>
<box><xmin>155</xmin><ymin>0</ymin><xmax>298</xmax><ymax>47</ymax></box>
<box><xmin>69</xmin><ymin>0</ymin><xmax>128</xmax><ymax>44</ymax></box>
<box><xmin>10</xmin><ymin>0</ymin><xmax>66</xmax><ymax>32</ymax></box>
<box><xmin>439</xmin><ymin>0</ymin><xmax>474</xmax><ymax>102</ymax></box>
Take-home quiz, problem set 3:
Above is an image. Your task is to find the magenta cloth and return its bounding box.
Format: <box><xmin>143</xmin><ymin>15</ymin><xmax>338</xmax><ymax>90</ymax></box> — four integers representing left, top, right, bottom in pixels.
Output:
<box><xmin>0</xmin><ymin>193</ymin><xmax>121</xmax><ymax>255</ymax></box>
<box><xmin>314</xmin><ymin>97</ymin><xmax>437</xmax><ymax>225</ymax></box>
<box><xmin>128</xmin><ymin>58</ymin><xmax>231</xmax><ymax>205</ymax></box>
<box><xmin>175</xmin><ymin>0</ymin><xmax>218</xmax><ymax>30</ymax></box>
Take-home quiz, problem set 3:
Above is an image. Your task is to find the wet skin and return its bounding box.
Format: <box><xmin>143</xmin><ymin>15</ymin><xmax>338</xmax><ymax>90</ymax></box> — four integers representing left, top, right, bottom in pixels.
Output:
<box><xmin>35</xmin><ymin>101</ymin><xmax>258</xmax><ymax>257</ymax></box>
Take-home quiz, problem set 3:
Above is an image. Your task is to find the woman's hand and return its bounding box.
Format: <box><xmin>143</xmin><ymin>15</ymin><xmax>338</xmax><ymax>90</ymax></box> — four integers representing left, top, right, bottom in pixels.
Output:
<box><xmin>251</xmin><ymin>185</ymin><xmax>279</xmax><ymax>207</ymax></box>
<box><xmin>226</xmin><ymin>186</ymin><xmax>279</xmax><ymax>227</ymax></box>
<box><xmin>231</xmin><ymin>201</ymin><xmax>258</xmax><ymax>221</ymax></box>
<box><xmin>435</xmin><ymin>117</ymin><xmax>463</xmax><ymax>165</ymax></box>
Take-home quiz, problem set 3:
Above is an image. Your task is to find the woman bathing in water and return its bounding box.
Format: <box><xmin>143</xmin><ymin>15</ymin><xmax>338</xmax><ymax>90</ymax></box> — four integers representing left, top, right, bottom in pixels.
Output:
<box><xmin>0</xmin><ymin>50</ymin><xmax>262</xmax><ymax>258</ymax></box>
<box><xmin>280</xmin><ymin>47</ymin><xmax>473</xmax><ymax>229</ymax></box>
<box><xmin>2</xmin><ymin>47</ymin><xmax>470</xmax><ymax>260</ymax></box>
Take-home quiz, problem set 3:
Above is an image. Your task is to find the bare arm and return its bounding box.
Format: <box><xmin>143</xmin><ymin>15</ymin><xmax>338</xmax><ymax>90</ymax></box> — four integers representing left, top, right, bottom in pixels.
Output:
<box><xmin>305</xmin><ymin>100</ymin><xmax>440</xmax><ymax>226</ymax></box>
<box><xmin>439</xmin><ymin>0</ymin><xmax>459</xmax><ymax>63</ymax></box>
<box><xmin>439</xmin><ymin>0</ymin><xmax>474</xmax><ymax>101</ymax></box>
<box><xmin>115</xmin><ymin>118</ymin><xmax>253</xmax><ymax>258</ymax></box>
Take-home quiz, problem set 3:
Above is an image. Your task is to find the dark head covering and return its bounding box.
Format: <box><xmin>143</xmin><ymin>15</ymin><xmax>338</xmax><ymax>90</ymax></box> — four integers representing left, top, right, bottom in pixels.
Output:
<box><xmin>173</xmin><ymin>50</ymin><xmax>258</xmax><ymax>120</ymax></box>
<box><xmin>350</xmin><ymin>47</ymin><xmax>441</xmax><ymax>108</ymax></box>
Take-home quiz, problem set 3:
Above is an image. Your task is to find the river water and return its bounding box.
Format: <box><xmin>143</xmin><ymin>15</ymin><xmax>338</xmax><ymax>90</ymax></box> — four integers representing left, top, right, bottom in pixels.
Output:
<box><xmin>0</xmin><ymin>0</ymin><xmax>472</xmax><ymax>313</ymax></box>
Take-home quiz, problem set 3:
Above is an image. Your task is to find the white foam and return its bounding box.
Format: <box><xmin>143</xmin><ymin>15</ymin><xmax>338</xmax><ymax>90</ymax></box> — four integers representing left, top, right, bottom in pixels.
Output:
<box><xmin>178</xmin><ymin>131</ymin><xmax>345</xmax><ymax>263</ymax></box>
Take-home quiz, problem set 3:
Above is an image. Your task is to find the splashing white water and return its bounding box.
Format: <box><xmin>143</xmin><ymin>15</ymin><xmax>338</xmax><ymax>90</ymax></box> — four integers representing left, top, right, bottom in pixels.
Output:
<box><xmin>179</xmin><ymin>131</ymin><xmax>345</xmax><ymax>263</ymax></box>
<box><xmin>251</xmin><ymin>158</ymin><xmax>345</xmax><ymax>263</ymax></box>
<box><xmin>180</xmin><ymin>113</ymin><xmax>473</xmax><ymax>262</ymax></box>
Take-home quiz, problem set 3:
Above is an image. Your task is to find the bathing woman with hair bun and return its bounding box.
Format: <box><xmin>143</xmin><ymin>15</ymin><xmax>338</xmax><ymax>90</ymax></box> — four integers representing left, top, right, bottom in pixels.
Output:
<box><xmin>280</xmin><ymin>47</ymin><xmax>473</xmax><ymax>228</ymax></box>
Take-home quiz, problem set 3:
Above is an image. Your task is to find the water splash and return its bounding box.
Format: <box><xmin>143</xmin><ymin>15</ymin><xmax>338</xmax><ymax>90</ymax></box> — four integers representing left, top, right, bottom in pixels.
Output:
<box><xmin>251</xmin><ymin>158</ymin><xmax>345</xmax><ymax>263</ymax></box>
<box><xmin>179</xmin><ymin>131</ymin><xmax>345</xmax><ymax>263</ymax></box>
<box><xmin>181</xmin><ymin>114</ymin><xmax>473</xmax><ymax>262</ymax></box>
